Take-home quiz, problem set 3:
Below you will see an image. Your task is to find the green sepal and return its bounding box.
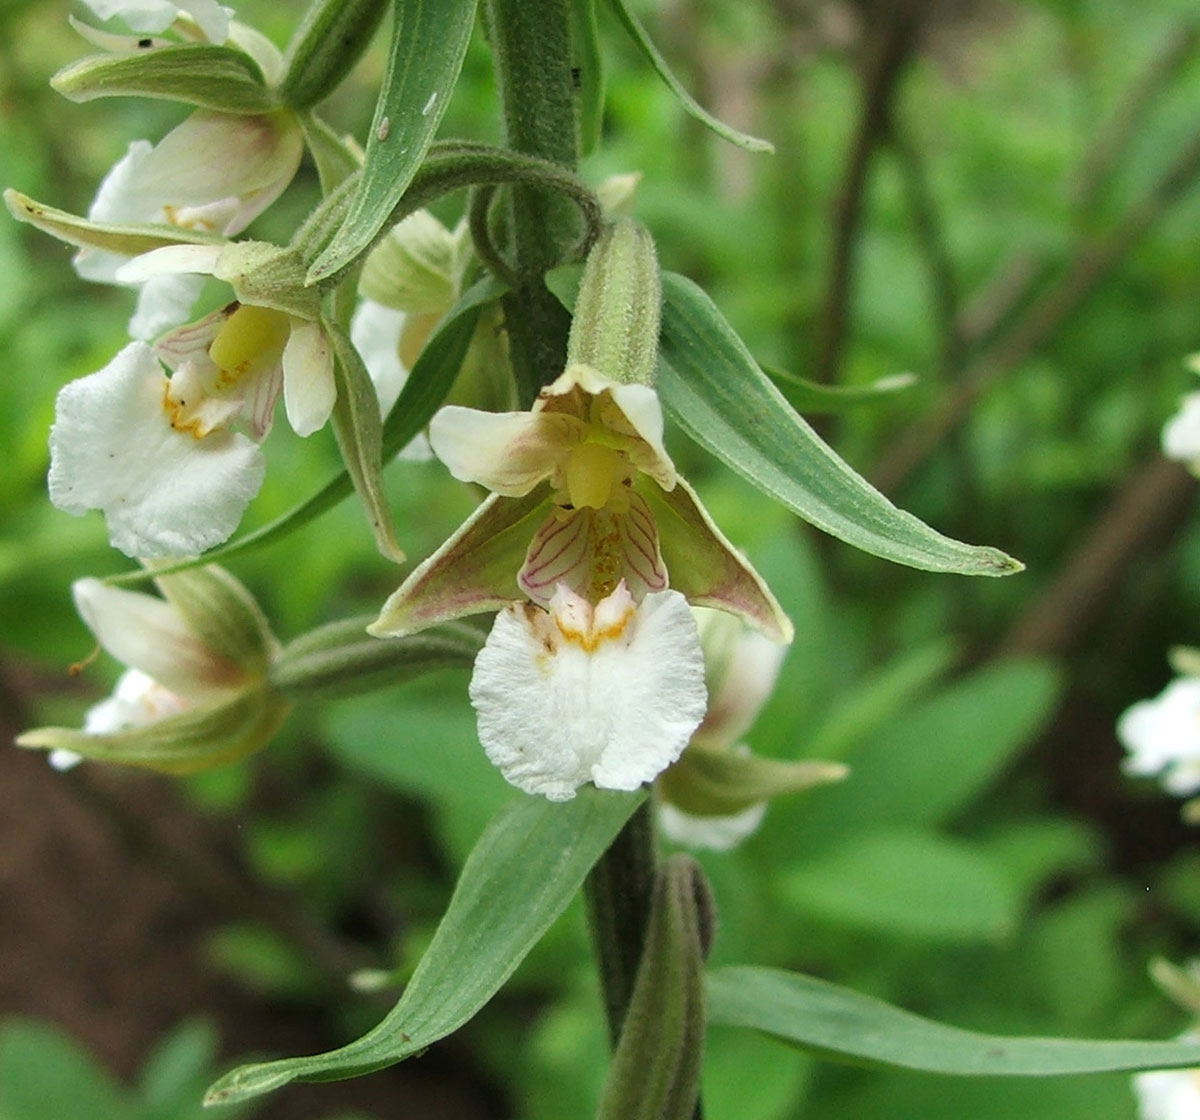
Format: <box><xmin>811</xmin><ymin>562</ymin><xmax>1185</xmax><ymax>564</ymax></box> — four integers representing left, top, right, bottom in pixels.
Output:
<box><xmin>3</xmin><ymin>188</ymin><xmax>223</xmax><ymax>257</ymax></box>
<box><xmin>152</xmin><ymin>565</ymin><xmax>278</xmax><ymax>676</ymax></box>
<box><xmin>269</xmin><ymin>618</ymin><xmax>482</xmax><ymax>700</ymax></box>
<box><xmin>640</xmin><ymin>476</ymin><xmax>792</xmax><ymax>643</ymax></box>
<box><xmin>326</xmin><ymin>320</ymin><xmax>405</xmax><ymax>562</ymax></box>
<box><xmin>595</xmin><ymin>856</ymin><xmax>710</xmax><ymax>1120</ymax></box>
<box><xmin>706</xmin><ymin>966</ymin><xmax>1200</xmax><ymax>1076</ymax></box>
<box><xmin>17</xmin><ymin>689</ymin><xmax>291</xmax><ymax>774</ymax></box>
<box><xmin>51</xmin><ymin>45</ymin><xmax>276</xmax><ymax>113</ymax></box>
<box><xmin>279</xmin><ymin>0</ymin><xmax>389</xmax><ymax>109</ymax></box>
<box><xmin>606</xmin><ymin>0</ymin><xmax>773</xmax><ymax>154</ymax></box>
<box><xmin>369</xmin><ymin>490</ymin><xmax>550</xmax><ymax>637</ymax></box>
<box><xmin>657</xmin><ymin>272</ymin><xmax>1023</xmax><ymax>578</ymax></box>
<box><xmin>298</xmin><ymin>113</ymin><xmax>362</xmax><ymax>194</ymax></box>
<box><xmin>306</xmin><ymin>0</ymin><xmax>479</xmax><ymax>282</ymax></box>
<box><xmin>567</xmin><ymin>218</ymin><xmax>661</xmax><ymax>387</ymax></box>
<box><xmin>204</xmin><ymin>788</ymin><xmax>644</xmax><ymax>1105</ymax></box>
<box><xmin>659</xmin><ymin>743</ymin><xmax>847</xmax><ymax>817</ymax></box>
<box><xmin>568</xmin><ymin>0</ymin><xmax>605</xmax><ymax>156</ymax></box>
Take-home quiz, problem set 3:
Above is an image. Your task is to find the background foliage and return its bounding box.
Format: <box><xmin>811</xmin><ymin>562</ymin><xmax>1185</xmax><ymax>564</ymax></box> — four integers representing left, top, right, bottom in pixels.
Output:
<box><xmin>3</xmin><ymin>0</ymin><xmax>1200</xmax><ymax>1117</ymax></box>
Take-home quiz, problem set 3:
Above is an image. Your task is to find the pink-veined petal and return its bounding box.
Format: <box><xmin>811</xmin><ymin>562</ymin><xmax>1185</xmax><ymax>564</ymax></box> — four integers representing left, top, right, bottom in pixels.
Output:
<box><xmin>468</xmin><ymin>587</ymin><xmax>707</xmax><ymax>801</ymax></box>
<box><xmin>430</xmin><ymin>406</ymin><xmax>582</xmax><ymax>495</ymax></box>
<box><xmin>48</xmin><ymin>342</ymin><xmax>266</xmax><ymax>558</ymax></box>
<box><xmin>73</xmin><ymin>578</ymin><xmax>242</xmax><ymax>698</ymax></box>
<box><xmin>282</xmin><ymin>318</ymin><xmax>335</xmax><ymax>437</ymax></box>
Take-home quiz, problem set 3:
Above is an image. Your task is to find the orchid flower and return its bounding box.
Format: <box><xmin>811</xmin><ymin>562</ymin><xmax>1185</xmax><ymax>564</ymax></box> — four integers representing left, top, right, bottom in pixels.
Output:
<box><xmin>1118</xmin><ymin>675</ymin><xmax>1200</xmax><ymax>797</ymax></box>
<box><xmin>79</xmin><ymin>0</ymin><xmax>234</xmax><ymax>44</ymax></box>
<box><xmin>49</xmin><ymin>241</ymin><xmax>334</xmax><ymax>557</ymax></box>
<box><xmin>18</xmin><ymin>569</ymin><xmax>289</xmax><ymax>773</ymax></box>
<box><xmin>371</xmin><ymin>362</ymin><xmax>791</xmax><ymax>641</ymax></box>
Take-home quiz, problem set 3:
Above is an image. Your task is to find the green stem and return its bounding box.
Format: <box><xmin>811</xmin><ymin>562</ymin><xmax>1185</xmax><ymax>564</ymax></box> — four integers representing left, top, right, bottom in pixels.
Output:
<box><xmin>584</xmin><ymin>800</ymin><xmax>658</xmax><ymax>1045</ymax></box>
<box><xmin>485</xmin><ymin>0</ymin><xmax>579</xmax><ymax>405</ymax></box>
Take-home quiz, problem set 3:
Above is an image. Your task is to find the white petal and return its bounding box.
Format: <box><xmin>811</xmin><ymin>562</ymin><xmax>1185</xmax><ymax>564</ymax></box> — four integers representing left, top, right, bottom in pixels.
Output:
<box><xmin>657</xmin><ymin>801</ymin><xmax>767</xmax><ymax>852</ymax></box>
<box><xmin>1164</xmin><ymin>394</ymin><xmax>1200</xmax><ymax>466</ymax></box>
<box><xmin>469</xmin><ymin>588</ymin><xmax>707</xmax><ymax>800</ymax></box>
<box><xmin>129</xmin><ymin>273</ymin><xmax>205</xmax><ymax>340</ymax></box>
<box><xmin>81</xmin><ymin>0</ymin><xmax>231</xmax><ymax>42</ymax></box>
<box><xmin>48</xmin><ymin>342</ymin><xmax>266</xmax><ymax>558</ymax></box>
<box><xmin>282</xmin><ymin>319</ymin><xmax>336</xmax><ymax>437</ymax></box>
<box><xmin>82</xmin><ymin>668</ymin><xmax>191</xmax><ymax>732</ymax></box>
<box><xmin>73</xmin><ymin>582</ymin><xmax>239</xmax><ymax>698</ymax></box>
<box><xmin>430</xmin><ymin>406</ymin><xmax>581</xmax><ymax>495</ymax></box>
<box><xmin>48</xmin><ymin>749</ymin><xmax>84</xmax><ymax>772</ymax></box>
<box><xmin>693</xmin><ymin>609</ymin><xmax>787</xmax><ymax>747</ymax></box>
<box><xmin>350</xmin><ymin>299</ymin><xmax>408</xmax><ymax>418</ymax></box>
<box><xmin>116</xmin><ymin>243</ymin><xmax>224</xmax><ymax>283</ymax></box>
<box><xmin>1134</xmin><ymin>1067</ymin><xmax>1200</xmax><ymax>1120</ymax></box>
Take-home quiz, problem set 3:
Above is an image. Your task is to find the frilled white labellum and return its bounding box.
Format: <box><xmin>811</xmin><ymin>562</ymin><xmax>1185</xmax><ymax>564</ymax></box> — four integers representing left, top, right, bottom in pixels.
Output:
<box><xmin>469</xmin><ymin>584</ymin><xmax>707</xmax><ymax>801</ymax></box>
<box><xmin>1118</xmin><ymin>677</ymin><xmax>1200</xmax><ymax>796</ymax></box>
<box><xmin>49</xmin><ymin>342</ymin><xmax>266</xmax><ymax>558</ymax></box>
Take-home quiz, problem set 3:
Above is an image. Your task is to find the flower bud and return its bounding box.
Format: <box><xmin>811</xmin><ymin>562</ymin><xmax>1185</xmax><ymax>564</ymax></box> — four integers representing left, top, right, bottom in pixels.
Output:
<box><xmin>566</xmin><ymin>217</ymin><xmax>661</xmax><ymax>387</ymax></box>
<box><xmin>279</xmin><ymin>0</ymin><xmax>389</xmax><ymax>109</ymax></box>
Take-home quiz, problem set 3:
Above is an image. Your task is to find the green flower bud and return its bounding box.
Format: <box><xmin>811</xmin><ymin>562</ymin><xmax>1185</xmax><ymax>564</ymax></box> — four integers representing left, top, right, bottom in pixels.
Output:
<box><xmin>279</xmin><ymin>0</ymin><xmax>389</xmax><ymax>110</ymax></box>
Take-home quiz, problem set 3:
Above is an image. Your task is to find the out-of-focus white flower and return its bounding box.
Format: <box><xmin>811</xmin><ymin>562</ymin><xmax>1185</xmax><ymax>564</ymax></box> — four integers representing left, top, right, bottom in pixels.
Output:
<box><xmin>1164</xmin><ymin>393</ymin><xmax>1200</xmax><ymax>472</ymax></box>
<box><xmin>658</xmin><ymin>799</ymin><xmax>767</xmax><ymax>852</ymax></box>
<box><xmin>349</xmin><ymin>299</ymin><xmax>431</xmax><ymax>459</ymax></box>
<box><xmin>1134</xmin><ymin>1064</ymin><xmax>1200</xmax><ymax>1120</ymax></box>
<box><xmin>468</xmin><ymin>582</ymin><xmax>707</xmax><ymax>802</ymax></box>
<box><xmin>76</xmin><ymin>110</ymin><xmax>303</xmax><ymax>340</ymax></box>
<box><xmin>1118</xmin><ymin>678</ymin><xmax>1200</xmax><ymax>796</ymax></box>
<box><xmin>81</xmin><ymin>0</ymin><xmax>232</xmax><ymax>43</ymax></box>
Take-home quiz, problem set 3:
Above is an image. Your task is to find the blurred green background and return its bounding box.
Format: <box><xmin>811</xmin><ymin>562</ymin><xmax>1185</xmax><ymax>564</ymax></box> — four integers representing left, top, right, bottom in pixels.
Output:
<box><xmin>4</xmin><ymin>1</ymin><xmax>1200</xmax><ymax>1117</ymax></box>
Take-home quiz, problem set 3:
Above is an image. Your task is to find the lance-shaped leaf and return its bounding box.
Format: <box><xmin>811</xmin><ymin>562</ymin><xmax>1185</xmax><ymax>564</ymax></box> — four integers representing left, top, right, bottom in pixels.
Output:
<box><xmin>307</xmin><ymin>0</ymin><xmax>478</xmax><ymax>282</ymax></box>
<box><xmin>52</xmin><ymin>45</ymin><xmax>276</xmax><ymax>112</ymax></box>
<box><xmin>569</xmin><ymin>0</ymin><xmax>605</xmax><ymax>157</ymax></box>
<box><xmin>205</xmin><ymin>788</ymin><xmax>644</xmax><ymax>1105</ymax></box>
<box><xmin>768</xmin><ymin>366</ymin><xmax>918</xmax><ymax>414</ymax></box>
<box><xmin>658</xmin><ymin>742</ymin><xmax>847</xmax><ymax>817</ymax></box>
<box><xmin>706</xmin><ymin>967</ymin><xmax>1200</xmax><ymax>1076</ymax></box>
<box><xmin>595</xmin><ymin>857</ymin><xmax>711</xmax><ymax>1120</ymax></box>
<box><xmin>3</xmin><ymin>189</ymin><xmax>223</xmax><ymax>257</ymax></box>
<box><xmin>326</xmin><ymin>321</ymin><xmax>404</xmax><ymax>562</ymax></box>
<box><xmin>657</xmin><ymin>272</ymin><xmax>1022</xmax><ymax>577</ymax></box>
<box><xmin>606</xmin><ymin>0</ymin><xmax>772</xmax><ymax>153</ymax></box>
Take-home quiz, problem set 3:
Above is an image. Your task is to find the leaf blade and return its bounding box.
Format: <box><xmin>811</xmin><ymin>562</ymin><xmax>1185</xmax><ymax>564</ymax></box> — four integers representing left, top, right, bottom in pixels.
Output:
<box><xmin>657</xmin><ymin>272</ymin><xmax>1021</xmax><ymax>577</ymax></box>
<box><xmin>707</xmin><ymin>966</ymin><xmax>1200</xmax><ymax>1076</ymax></box>
<box><xmin>205</xmin><ymin>788</ymin><xmax>644</xmax><ymax>1104</ymax></box>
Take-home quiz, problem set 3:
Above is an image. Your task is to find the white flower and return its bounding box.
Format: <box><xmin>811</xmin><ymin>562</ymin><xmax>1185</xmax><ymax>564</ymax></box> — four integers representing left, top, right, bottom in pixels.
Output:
<box><xmin>76</xmin><ymin>111</ymin><xmax>303</xmax><ymax>340</ymax></box>
<box><xmin>80</xmin><ymin>0</ymin><xmax>233</xmax><ymax>43</ymax></box>
<box><xmin>468</xmin><ymin>582</ymin><xmax>707</xmax><ymax>801</ymax></box>
<box><xmin>49</xmin><ymin>341</ymin><xmax>266</xmax><ymax>558</ymax></box>
<box><xmin>1164</xmin><ymin>393</ymin><xmax>1200</xmax><ymax>472</ymax></box>
<box><xmin>1118</xmin><ymin>678</ymin><xmax>1200</xmax><ymax>796</ymax></box>
<box><xmin>1134</xmin><ymin>1066</ymin><xmax>1200</xmax><ymax>1120</ymax></box>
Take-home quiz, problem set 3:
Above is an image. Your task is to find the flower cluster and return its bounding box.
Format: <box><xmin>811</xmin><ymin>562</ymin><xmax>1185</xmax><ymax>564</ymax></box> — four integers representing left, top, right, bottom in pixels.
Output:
<box><xmin>1118</xmin><ymin>657</ymin><xmax>1200</xmax><ymax>799</ymax></box>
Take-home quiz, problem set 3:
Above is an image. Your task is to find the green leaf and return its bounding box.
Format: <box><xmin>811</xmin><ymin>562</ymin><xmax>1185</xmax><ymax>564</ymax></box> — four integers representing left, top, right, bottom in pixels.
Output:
<box><xmin>307</xmin><ymin>0</ymin><xmax>478</xmax><ymax>281</ymax></box>
<box><xmin>779</xmin><ymin>830</ymin><xmax>1020</xmax><ymax>942</ymax></box>
<box><xmin>51</xmin><ymin>45</ymin><xmax>275</xmax><ymax>112</ymax></box>
<box><xmin>657</xmin><ymin>272</ymin><xmax>1022</xmax><ymax>577</ymax></box>
<box><xmin>0</xmin><ymin>1019</ymin><xmax>128</xmax><ymax>1120</ymax></box>
<box><xmin>706</xmin><ymin>966</ymin><xmax>1200</xmax><ymax>1076</ymax></box>
<box><xmin>768</xmin><ymin>366</ymin><xmax>917</xmax><ymax>414</ymax></box>
<box><xmin>205</xmin><ymin>788</ymin><xmax>644</xmax><ymax>1105</ymax></box>
<box><xmin>778</xmin><ymin>659</ymin><xmax>1061</xmax><ymax>850</ymax></box>
<box><xmin>569</xmin><ymin>0</ymin><xmax>605</xmax><ymax>156</ymax></box>
<box><xmin>327</xmin><ymin>320</ymin><xmax>404</xmax><ymax>561</ymax></box>
<box><xmin>605</xmin><ymin>0</ymin><xmax>773</xmax><ymax>153</ymax></box>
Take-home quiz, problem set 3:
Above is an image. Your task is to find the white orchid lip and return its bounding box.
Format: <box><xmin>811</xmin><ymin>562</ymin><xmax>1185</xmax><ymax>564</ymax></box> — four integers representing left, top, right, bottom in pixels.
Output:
<box><xmin>469</xmin><ymin>583</ymin><xmax>707</xmax><ymax>802</ymax></box>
